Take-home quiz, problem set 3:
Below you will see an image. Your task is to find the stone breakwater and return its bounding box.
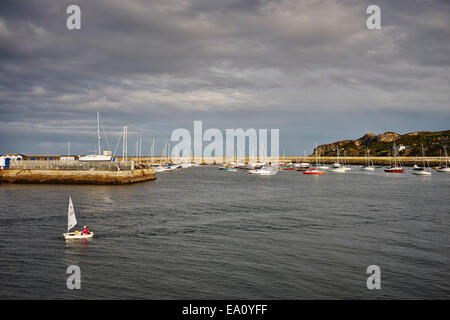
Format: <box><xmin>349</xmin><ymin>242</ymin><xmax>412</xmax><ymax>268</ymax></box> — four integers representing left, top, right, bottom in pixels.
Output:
<box><xmin>0</xmin><ymin>168</ymin><xmax>156</xmax><ymax>185</ymax></box>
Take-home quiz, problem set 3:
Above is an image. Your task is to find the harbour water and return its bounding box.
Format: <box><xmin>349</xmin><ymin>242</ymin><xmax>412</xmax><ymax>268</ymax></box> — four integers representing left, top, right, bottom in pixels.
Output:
<box><xmin>0</xmin><ymin>166</ymin><xmax>449</xmax><ymax>299</ymax></box>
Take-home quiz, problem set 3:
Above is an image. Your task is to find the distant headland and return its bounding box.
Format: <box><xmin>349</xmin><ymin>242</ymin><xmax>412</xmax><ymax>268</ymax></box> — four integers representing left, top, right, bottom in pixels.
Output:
<box><xmin>314</xmin><ymin>130</ymin><xmax>450</xmax><ymax>157</ymax></box>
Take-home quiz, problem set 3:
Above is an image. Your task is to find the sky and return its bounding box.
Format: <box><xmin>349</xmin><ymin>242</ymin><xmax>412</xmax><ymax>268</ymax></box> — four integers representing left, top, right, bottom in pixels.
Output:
<box><xmin>0</xmin><ymin>0</ymin><xmax>449</xmax><ymax>156</ymax></box>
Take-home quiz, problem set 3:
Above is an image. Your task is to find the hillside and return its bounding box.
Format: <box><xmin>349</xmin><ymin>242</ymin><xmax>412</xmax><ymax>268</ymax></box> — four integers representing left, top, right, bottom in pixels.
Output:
<box><xmin>314</xmin><ymin>130</ymin><xmax>450</xmax><ymax>157</ymax></box>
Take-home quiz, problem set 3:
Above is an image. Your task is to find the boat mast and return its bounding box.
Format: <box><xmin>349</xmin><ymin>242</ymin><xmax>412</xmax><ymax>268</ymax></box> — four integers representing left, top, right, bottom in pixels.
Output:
<box><xmin>122</xmin><ymin>125</ymin><xmax>128</xmax><ymax>164</ymax></box>
<box><xmin>422</xmin><ymin>144</ymin><xmax>425</xmax><ymax>169</ymax></box>
<box><xmin>97</xmin><ymin>110</ymin><xmax>101</xmax><ymax>155</ymax></box>
<box><xmin>337</xmin><ymin>146</ymin><xmax>340</xmax><ymax>165</ymax></box>
<box><xmin>151</xmin><ymin>138</ymin><xmax>155</xmax><ymax>165</ymax></box>
<box><xmin>393</xmin><ymin>143</ymin><xmax>398</xmax><ymax>167</ymax></box>
<box><xmin>315</xmin><ymin>142</ymin><xmax>319</xmax><ymax>166</ymax></box>
<box><xmin>445</xmin><ymin>146</ymin><xmax>449</xmax><ymax>168</ymax></box>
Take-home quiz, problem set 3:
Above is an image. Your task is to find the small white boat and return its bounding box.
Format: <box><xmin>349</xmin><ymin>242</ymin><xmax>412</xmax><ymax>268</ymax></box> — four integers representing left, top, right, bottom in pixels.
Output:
<box><xmin>295</xmin><ymin>162</ymin><xmax>310</xmax><ymax>168</ymax></box>
<box><xmin>385</xmin><ymin>143</ymin><xmax>404</xmax><ymax>173</ymax></box>
<box><xmin>361</xmin><ymin>148</ymin><xmax>375</xmax><ymax>171</ymax></box>
<box><xmin>437</xmin><ymin>146</ymin><xmax>450</xmax><ymax>173</ymax></box>
<box><xmin>329</xmin><ymin>167</ymin><xmax>347</xmax><ymax>173</ymax></box>
<box><xmin>413</xmin><ymin>170</ymin><xmax>432</xmax><ymax>176</ymax></box>
<box><xmin>248</xmin><ymin>166</ymin><xmax>278</xmax><ymax>175</ymax></box>
<box><xmin>223</xmin><ymin>165</ymin><xmax>237</xmax><ymax>172</ymax></box>
<box><xmin>155</xmin><ymin>166</ymin><xmax>166</xmax><ymax>172</ymax></box>
<box><xmin>78</xmin><ymin>111</ymin><xmax>112</xmax><ymax>162</ymax></box>
<box><xmin>63</xmin><ymin>231</ymin><xmax>94</xmax><ymax>240</ymax></box>
<box><xmin>329</xmin><ymin>146</ymin><xmax>346</xmax><ymax>173</ymax></box>
<box><xmin>412</xmin><ymin>145</ymin><xmax>432</xmax><ymax>176</ymax></box>
<box><xmin>63</xmin><ymin>197</ymin><xmax>94</xmax><ymax>241</ymax></box>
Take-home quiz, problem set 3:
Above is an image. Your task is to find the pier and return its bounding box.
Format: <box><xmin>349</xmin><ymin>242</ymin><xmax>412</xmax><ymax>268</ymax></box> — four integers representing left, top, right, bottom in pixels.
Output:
<box><xmin>0</xmin><ymin>160</ymin><xmax>155</xmax><ymax>184</ymax></box>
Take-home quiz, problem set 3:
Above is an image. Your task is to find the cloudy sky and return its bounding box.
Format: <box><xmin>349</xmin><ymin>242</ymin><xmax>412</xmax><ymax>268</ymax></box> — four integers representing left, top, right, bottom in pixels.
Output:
<box><xmin>0</xmin><ymin>0</ymin><xmax>449</xmax><ymax>156</ymax></box>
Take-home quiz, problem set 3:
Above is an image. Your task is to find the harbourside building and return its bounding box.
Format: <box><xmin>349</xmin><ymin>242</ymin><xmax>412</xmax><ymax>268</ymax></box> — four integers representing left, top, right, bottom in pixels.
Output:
<box><xmin>0</xmin><ymin>154</ymin><xmax>24</xmax><ymax>169</ymax></box>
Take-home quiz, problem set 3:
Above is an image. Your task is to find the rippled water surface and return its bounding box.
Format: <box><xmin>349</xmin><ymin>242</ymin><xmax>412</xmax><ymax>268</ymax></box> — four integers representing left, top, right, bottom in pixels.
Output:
<box><xmin>0</xmin><ymin>166</ymin><xmax>449</xmax><ymax>299</ymax></box>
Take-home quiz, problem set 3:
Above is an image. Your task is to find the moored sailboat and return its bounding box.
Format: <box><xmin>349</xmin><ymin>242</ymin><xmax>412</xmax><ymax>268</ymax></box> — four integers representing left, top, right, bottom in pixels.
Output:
<box><xmin>437</xmin><ymin>146</ymin><xmax>450</xmax><ymax>172</ymax></box>
<box><xmin>79</xmin><ymin>110</ymin><xmax>112</xmax><ymax>162</ymax></box>
<box><xmin>329</xmin><ymin>146</ymin><xmax>346</xmax><ymax>173</ymax></box>
<box><xmin>413</xmin><ymin>145</ymin><xmax>431</xmax><ymax>176</ymax></box>
<box><xmin>385</xmin><ymin>143</ymin><xmax>404</xmax><ymax>173</ymax></box>
<box><xmin>304</xmin><ymin>144</ymin><xmax>326</xmax><ymax>175</ymax></box>
<box><xmin>361</xmin><ymin>148</ymin><xmax>375</xmax><ymax>171</ymax></box>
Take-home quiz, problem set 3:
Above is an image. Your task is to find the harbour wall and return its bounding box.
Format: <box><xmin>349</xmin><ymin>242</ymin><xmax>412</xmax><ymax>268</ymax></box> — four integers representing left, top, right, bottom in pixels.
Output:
<box><xmin>0</xmin><ymin>168</ymin><xmax>156</xmax><ymax>185</ymax></box>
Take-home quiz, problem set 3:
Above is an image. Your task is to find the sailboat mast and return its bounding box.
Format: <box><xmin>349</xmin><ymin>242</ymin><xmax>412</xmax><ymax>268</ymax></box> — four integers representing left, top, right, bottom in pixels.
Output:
<box><xmin>393</xmin><ymin>144</ymin><xmax>397</xmax><ymax>167</ymax></box>
<box><xmin>151</xmin><ymin>138</ymin><xmax>155</xmax><ymax>164</ymax></box>
<box><xmin>97</xmin><ymin>110</ymin><xmax>101</xmax><ymax>155</ymax></box>
<box><xmin>315</xmin><ymin>143</ymin><xmax>318</xmax><ymax>165</ymax></box>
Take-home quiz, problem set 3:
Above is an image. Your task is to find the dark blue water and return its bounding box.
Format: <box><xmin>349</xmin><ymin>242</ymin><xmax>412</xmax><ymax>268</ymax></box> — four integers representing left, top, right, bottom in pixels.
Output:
<box><xmin>0</xmin><ymin>166</ymin><xmax>449</xmax><ymax>299</ymax></box>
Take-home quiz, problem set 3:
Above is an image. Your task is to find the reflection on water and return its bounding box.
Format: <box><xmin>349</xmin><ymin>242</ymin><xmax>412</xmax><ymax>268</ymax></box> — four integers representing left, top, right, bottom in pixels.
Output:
<box><xmin>0</xmin><ymin>166</ymin><xmax>449</xmax><ymax>299</ymax></box>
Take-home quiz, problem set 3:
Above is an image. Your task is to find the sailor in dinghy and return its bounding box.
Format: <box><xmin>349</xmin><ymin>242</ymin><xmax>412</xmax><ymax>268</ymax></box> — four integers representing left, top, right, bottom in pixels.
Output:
<box><xmin>63</xmin><ymin>197</ymin><xmax>94</xmax><ymax>240</ymax></box>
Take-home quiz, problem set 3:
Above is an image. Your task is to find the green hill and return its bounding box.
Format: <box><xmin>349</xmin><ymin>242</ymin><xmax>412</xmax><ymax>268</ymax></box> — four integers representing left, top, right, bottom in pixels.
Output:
<box><xmin>314</xmin><ymin>130</ymin><xmax>450</xmax><ymax>157</ymax></box>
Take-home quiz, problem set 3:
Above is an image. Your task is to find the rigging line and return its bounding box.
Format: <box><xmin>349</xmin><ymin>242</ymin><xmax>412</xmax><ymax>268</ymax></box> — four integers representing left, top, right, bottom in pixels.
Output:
<box><xmin>112</xmin><ymin>128</ymin><xmax>123</xmax><ymax>159</ymax></box>
<box><xmin>99</xmin><ymin>115</ymin><xmax>111</xmax><ymax>151</ymax></box>
<box><xmin>149</xmin><ymin>138</ymin><xmax>155</xmax><ymax>157</ymax></box>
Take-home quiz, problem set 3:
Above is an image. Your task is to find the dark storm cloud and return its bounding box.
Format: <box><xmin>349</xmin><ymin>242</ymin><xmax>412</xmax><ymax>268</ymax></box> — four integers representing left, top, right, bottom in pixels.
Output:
<box><xmin>0</xmin><ymin>0</ymin><xmax>449</xmax><ymax>154</ymax></box>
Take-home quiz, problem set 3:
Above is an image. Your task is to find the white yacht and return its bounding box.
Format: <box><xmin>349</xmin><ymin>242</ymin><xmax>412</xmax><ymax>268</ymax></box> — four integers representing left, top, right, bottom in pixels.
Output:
<box><xmin>361</xmin><ymin>148</ymin><xmax>375</xmax><ymax>171</ymax></box>
<box><xmin>413</xmin><ymin>145</ymin><xmax>432</xmax><ymax>176</ymax></box>
<box><xmin>437</xmin><ymin>146</ymin><xmax>450</xmax><ymax>172</ymax></box>
<box><xmin>79</xmin><ymin>110</ymin><xmax>112</xmax><ymax>162</ymax></box>
<box><xmin>329</xmin><ymin>146</ymin><xmax>347</xmax><ymax>173</ymax></box>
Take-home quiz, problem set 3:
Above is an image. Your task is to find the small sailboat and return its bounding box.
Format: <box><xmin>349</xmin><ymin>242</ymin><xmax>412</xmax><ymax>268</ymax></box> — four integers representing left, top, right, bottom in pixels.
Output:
<box><xmin>304</xmin><ymin>144</ymin><xmax>326</xmax><ymax>175</ymax></box>
<box><xmin>303</xmin><ymin>167</ymin><xmax>326</xmax><ymax>175</ymax></box>
<box><xmin>282</xmin><ymin>163</ymin><xmax>295</xmax><ymax>170</ymax></box>
<box><xmin>78</xmin><ymin>111</ymin><xmax>112</xmax><ymax>162</ymax></box>
<box><xmin>248</xmin><ymin>166</ymin><xmax>278</xmax><ymax>175</ymax></box>
<box><xmin>437</xmin><ymin>146</ymin><xmax>450</xmax><ymax>173</ymax></box>
<box><xmin>385</xmin><ymin>143</ymin><xmax>404</xmax><ymax>173</ymax></box>
<box><xmin>316</xmin><ymin>149</ymin><xmax>329</xmax><ymax>170</ymax></box>
<box><xmin>223</xmin><ymin>165</ymin><xmax>237</xmax><ymax>172</ymax></box>
<box><xmin>63</xmin><ymin>197</ymin><xmax>94</xmax><ymax>240</ymax></box>
<box><xmin>248</xmin><ymin>142</ymin><xmax>278</xmax><ymax>175</ymax></box>
<box><xmin>329</xmin><ymin>146</ymin><xmax>347</xmax><ymax>173</ymax></box>
<box><xmin>155</xmin><ymin>166</ymin><xmax>166</xmax><ymax>172</ymax></box>
<box><xmin>413</xmin><ymin>145</ymin><xmax>432</xmax><ymax>176</ymax></box>
<box><xmin>295</xmin><ymin>150</ymin><xmax>311</xmax><ymax>169</ymax></box>
<box><xmin>361</xmin><ymin>148</ymin><xmax>375</xmax><ymax>171</ymax></box>
<box><xmin>330</xmin><ymin>146</ymin><xmax>343</xmax><ymax>169</ymax></box>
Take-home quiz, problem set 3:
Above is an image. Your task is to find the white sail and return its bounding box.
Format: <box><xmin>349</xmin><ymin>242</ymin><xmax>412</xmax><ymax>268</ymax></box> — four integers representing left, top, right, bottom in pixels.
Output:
<box><xmin>67</xmin><ymin>197</ymin><xmax>77</xmax><ymax>232</ymax></box>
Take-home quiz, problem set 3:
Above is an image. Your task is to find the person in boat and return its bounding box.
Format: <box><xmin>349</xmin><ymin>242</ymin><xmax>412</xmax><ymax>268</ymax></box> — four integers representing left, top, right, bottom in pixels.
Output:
<box><xmin>82</xmin><ymin>226</ymin><xmax>89</xmax><ymax>235</ymax></box>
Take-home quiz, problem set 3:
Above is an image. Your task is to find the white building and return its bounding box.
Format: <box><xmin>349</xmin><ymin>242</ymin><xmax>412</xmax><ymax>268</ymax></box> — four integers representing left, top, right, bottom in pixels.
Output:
<box><xmin>0</xmin><ymin>154</ymin><xmax>23</xmax><ymax>169</ymax></box>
